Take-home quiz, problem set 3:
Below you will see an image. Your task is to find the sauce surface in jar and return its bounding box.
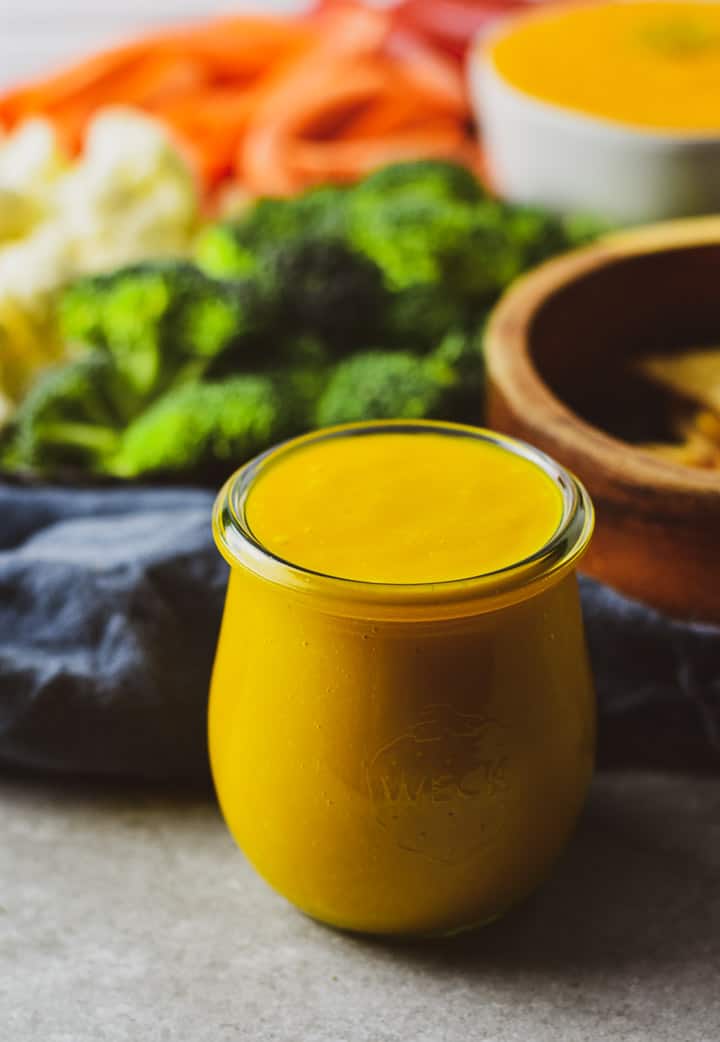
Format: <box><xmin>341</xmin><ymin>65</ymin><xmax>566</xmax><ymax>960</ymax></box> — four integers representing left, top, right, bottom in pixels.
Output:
<box><xmin>245</xmin><ymin>430</ymin><xmax>563</xmax><ymax>585</ymax></box>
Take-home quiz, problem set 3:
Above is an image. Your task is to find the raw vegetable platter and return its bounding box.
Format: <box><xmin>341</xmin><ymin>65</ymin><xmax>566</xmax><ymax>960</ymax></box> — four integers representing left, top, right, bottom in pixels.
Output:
<box><xmin>0</xmin><ymin>0</ymin><xmax>600</xmax><ymax>484</ymax></box>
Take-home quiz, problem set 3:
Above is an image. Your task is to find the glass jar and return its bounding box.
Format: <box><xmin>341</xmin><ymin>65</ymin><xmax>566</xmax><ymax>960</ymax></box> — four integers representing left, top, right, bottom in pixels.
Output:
<box><xmin>210</xmin><ymin>422</ymin><xmax>594</xmax><ymax>937</ymax></box>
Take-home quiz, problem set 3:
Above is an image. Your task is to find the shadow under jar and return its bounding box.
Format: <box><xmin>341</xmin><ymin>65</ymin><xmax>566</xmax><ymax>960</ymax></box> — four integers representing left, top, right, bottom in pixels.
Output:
<box><xmin>209</xmin><ymin>421</ymin><xmax>595</xmax><ymax>937</ymax></box>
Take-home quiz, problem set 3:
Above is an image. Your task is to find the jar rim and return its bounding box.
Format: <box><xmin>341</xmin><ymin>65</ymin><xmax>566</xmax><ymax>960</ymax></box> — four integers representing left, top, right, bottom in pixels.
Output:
<box><xmin>212</xmin><ymin>420</ymin><xmax>594</xmax><ymax>613</ymax></box>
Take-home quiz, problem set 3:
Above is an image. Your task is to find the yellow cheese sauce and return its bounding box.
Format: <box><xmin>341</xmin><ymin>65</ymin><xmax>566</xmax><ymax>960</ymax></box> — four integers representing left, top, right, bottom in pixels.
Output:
<box><xmin>489</xmin><ymin>2</ymin><xmax>720</xmax><ymax>133</ymax></box>
<box><xmin>210</xmin><ymin>423</ymin><xmax>594</xmax><ymax>936</ymax></box>
<box><xmin>245</xmin><ymin>431</ymin><xmax>563</xmax><ymax>585</ymax></box>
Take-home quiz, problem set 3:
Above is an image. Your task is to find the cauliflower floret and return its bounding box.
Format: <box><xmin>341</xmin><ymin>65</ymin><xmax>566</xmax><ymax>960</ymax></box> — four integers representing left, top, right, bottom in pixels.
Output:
<box><xmin>0</xmin><ymin>119</ymin><xmax>66</xmax><ymax>242</ymax></box>
<box><xmin>0</xmin><ymin>109</ymin><xmax>200</xmax><ymax>413</ymax></box>
<box><xmin>0</xmin><ymin>222</ymin><xmax>74</xmax><ymax>301</ymax></box>
<box><xmin>0</xmin><ymin>224</ymin><xmax>72</xmax><ymax>403</ymax></box>
<box><xmin>0</xmin><ymin>118</ymin><xmax>65</xmax><ymax>194</ymax></box>
<box><xmin>59</xmin><ymin>107</ymin><xmax>199</xmax><ymax>270</ymax></box>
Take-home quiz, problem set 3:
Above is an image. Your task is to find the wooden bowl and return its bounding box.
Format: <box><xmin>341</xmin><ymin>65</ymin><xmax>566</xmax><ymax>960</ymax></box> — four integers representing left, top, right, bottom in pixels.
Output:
<box><xmin>485</xmin><ymin>223</ymin><xmax>720</xmax><ymax>624</ymax></box>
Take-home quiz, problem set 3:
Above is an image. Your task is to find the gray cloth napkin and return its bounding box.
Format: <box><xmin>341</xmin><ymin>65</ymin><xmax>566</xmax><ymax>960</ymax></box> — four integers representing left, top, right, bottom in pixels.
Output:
<box><xmin>1</xmin><ymin>482</ymin><xmax>718</xmax><ymax>779</ymax></box>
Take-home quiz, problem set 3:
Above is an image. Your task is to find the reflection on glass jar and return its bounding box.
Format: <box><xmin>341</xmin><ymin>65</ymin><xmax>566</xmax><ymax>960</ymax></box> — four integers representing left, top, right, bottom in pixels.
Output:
<box><xmin>210</xmin><ymin>421</ymin><xmax>595</xmax><ymax>937</ymax></box>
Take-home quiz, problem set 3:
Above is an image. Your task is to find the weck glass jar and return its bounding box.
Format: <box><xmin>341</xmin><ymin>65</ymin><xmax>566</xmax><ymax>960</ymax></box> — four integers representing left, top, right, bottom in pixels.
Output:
<box><xmin>209</xmin><ymin>421</ymin><xmax>595</xmax><ymax>937</ymax></box>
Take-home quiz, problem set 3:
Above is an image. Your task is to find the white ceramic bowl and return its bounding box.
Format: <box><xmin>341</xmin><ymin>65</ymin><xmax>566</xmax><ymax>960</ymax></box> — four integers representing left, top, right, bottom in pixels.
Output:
<box><xmin>468</xmin><ymin>18</ymin><xmax>720</xmax><ymax>223</ymax></box>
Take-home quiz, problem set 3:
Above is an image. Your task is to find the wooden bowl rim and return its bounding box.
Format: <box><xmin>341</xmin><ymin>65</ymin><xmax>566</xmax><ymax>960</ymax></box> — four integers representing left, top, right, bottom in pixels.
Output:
<box><xmin>485</xmin><ymin>235</ymin><xmax>720</xmax><ymax>504</ymax></box>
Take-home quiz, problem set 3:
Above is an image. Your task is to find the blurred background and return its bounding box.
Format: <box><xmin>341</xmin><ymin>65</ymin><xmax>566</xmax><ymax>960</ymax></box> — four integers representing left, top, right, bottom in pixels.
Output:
<box><xmin>0</xmin><ymin>1</ymin><xmax>312</xmax><ymax>86</ymax></box>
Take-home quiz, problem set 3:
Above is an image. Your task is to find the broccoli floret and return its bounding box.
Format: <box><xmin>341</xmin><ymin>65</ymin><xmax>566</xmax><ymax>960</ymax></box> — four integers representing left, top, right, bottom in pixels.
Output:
<box><xmin>281</xmin><ymin>334</ymin><xmax>330</xmax><ymax>369</ymax></box>
<box><xmin>197</xmin><ymin>167</ymin><xmax>481</xmax><ymax>285</ymax></box>
<box><xmin>351</xmin><ymin>160</ymin><xmax>484</xmax><ymax>207</ymax></box>
<box><xmin>275</xmin><ymin>362</ymin><xmax>330</xmax><ymax>428</ymax></box>
<box><xmin>432</xmin><ymin>326</ymin><xmax>486</xmax><ymax>423</ymax></box>
<box><xmin>195</xmin><ymin>222</ymin><xmax>257</xmax><ymax>281</ymax></box>
<box><xmin>195</xmin><ymin>186</ymin><xmax>349</xmax><ymax>280</ymax></box>
<box><xmin>205</xmin><ymin>330</ymin><xmax>332</xmax><ymax>386</ymax></box>
<box><xmin>490</xmin><ymin>206</ymin><xmax>588</xmax><ymax>277</ymax></box>
<box><xmin>2</xmin><ymin>353</ymin><xmax>123</xmax><ymax>472</ymax></box>
<box><xmin>197</xmin><ymin>190</ymin><xmax>384</xmax><ymax>352</ymax></box>
<box><xmin>380</xmin><ymin>280</ymin><xmax>462</xmax><ymax>351</ymax></box>
<box><xmin>478</xmin><ymin>204</ymin><xmax>609</xmax><ymax>282</ymax></box>
<box><xmin>314</xmin><ymin>350</ymin><xmax>448</xmax><ymax>427</ymax></box>
<box><xmin>351</xmin><ymin>195</ymin><xmax>528</xmax><ymax>299</ymax></box>
<box><xmin>60</xmin><ymin>261</ymin><xmax>264</xmax><ymax>399</ymax></box>
<box><xmin>348</xmin><ymin>183</ymin><xmax>607</xmax><ymax>348</ymax></box>
<box><xmin>314</xmin><ymin>323</ymin><xmax>487</xmax><ymax>428</ymax></box>
<box><xmin>265</xmin><ymin>235</ymin><xmax>387</xmax><ymax>352</ymax></box>
<box><xmin>108</xmin><ymin>375</ymin><xmax>289</xmax><ymax>478</ymax></box>
<box><xmin>561</xmin><ymin>211</ymin><xmax>611</xmax><ymax>247</ymax></box>
<box><xmin>347</xmin><ymin>194</ymin><xmax>514</xmax><ymax>346</ymax></box>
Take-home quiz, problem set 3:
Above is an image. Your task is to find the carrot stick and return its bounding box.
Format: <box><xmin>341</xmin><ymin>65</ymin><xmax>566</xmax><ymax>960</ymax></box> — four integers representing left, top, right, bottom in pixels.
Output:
<box><xmin>174</xmin><ymin>131</ymin><xmax>238</xmax><ymax>190</ymax></box>
<box><xmin>119</xmin><ymin>57</ymin><xmax>209</xmax><ymax>108</ymax></box>
<box><xmin>241</xmin><ymin>59</ymin><xmax>392</xmax><ymax>195</ymax></box>
<box><xmin>155</xmin><ymin>17</ymin><xmax>315</xmax><ymax>78</ymax></box>
<box><xmin>384</xmin><ymin>29</ymin><xmax>468</xmax><ymax>114</ymax></box>
<box><xmin>288</xmin><ymin>122</ymin><xmax>469</xmax><ymax>184</ymax></box>
<box><xmin>16</xmin><ymin>53</ymin><xmax>210</xmax><ymax>152</ymax></box>
<box><xmin>0</xmin><ymin>15</ymin><xmax>311</xmax><ymax>125</ymax></box>
<box><xmin>238</xmin><ymin>2</ymin><xmax>398</xmax><ymax>196</ymax></box>
<box><xmin>54</xmin><ymin>54</ymin><xmax>208</xmax><ymax>115</ymax></box>
<box><xmin>0</xmin><ymin>40</ymin><xmax>154</xmax><ymax>122</ymax></box>
<box><xmin>305</xmin><ymin>2</ymin><xmax>393</xmax><ymax>56</ymax></box>
<box><xmin>152</xmin><ymin>86</ymin><xmax>259</xmax><ymax>135</ymax></box>
<box><xmin>341</xmin><ymin>94</ymin><xmax>439</xmax><ymax>138</ymax></box>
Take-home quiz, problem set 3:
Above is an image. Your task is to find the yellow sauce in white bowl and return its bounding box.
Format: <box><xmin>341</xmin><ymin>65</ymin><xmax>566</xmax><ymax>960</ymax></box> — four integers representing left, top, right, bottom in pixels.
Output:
<box><xmin>470</xmin><ymin>2</ymin><xmax>720</xmax><ymax>222</ymax></box>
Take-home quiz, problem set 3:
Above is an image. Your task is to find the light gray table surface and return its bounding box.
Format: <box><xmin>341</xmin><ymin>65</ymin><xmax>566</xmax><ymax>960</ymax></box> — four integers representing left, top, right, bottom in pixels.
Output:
<box><xmin>2</xmin><ymin>769</ymin><xmax>719</xmax><ymax>1042</ymax></box>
